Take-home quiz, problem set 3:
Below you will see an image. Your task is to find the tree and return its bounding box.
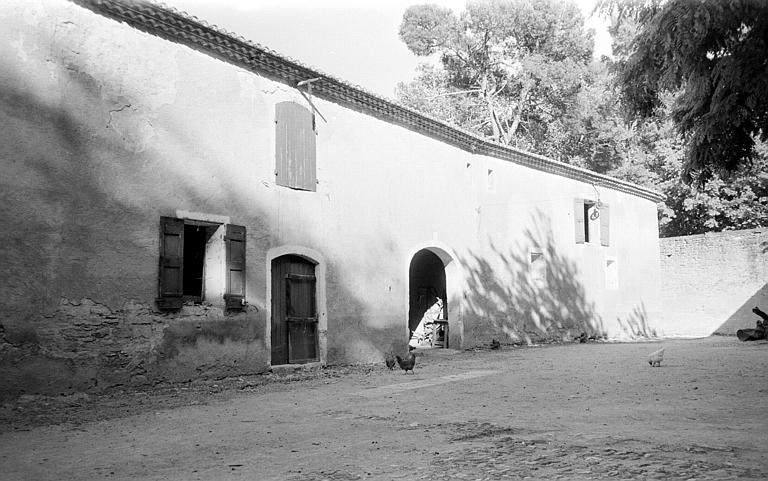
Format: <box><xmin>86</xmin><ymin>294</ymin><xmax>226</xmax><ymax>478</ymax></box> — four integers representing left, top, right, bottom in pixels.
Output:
<box><xmin>602</xmin><ymin>86</ymin><xmax>768</xmax><ymax>237</ymax></box>
<box><xmin>557</xmin><ymin>62</ymin><xmax>639</xmax><ymax>174</ymax></box>
<box><xmin>657</xmin><ymin>140</ymin><xmax>768</xmax><ymax>236</ymax></box>
<box><xmin>397</xmin><ymin>0</ymin><xmax>594</xmax><ymax>151</ymax></box>
<box><xmin>600</xmin><ymin>0</ymin><xmax>768</xmax><ymax>184</ymax></box>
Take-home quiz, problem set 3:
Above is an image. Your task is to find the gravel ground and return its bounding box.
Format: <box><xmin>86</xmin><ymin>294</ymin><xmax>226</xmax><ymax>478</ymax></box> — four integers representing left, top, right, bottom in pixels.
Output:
<box><xmin>1</xmin><ymin>336</ymin><xmax>766</xmax><ymax>480</ymax></box>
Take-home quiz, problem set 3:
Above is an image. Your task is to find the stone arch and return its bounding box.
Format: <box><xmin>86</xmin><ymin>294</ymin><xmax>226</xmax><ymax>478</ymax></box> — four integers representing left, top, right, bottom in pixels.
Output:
<box><xmin>405</xmin><ymin>242</ymin><xmax>462</xmax><ymax>349</ymax></box>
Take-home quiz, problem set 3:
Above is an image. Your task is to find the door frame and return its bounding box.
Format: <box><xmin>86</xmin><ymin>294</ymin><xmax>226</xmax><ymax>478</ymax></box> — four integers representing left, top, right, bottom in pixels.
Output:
<box><xmin>266</xmin><ymin>246</ymin><xmax>327</xmax><ymax>367</ymax></box>
<box><xmin>405</xmin><ymin>241</ymin><xmax>463</xmax><ymax>349</ymax></box>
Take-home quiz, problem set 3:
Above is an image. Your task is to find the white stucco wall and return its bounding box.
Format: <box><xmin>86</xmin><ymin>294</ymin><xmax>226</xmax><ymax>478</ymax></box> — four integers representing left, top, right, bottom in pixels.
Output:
<box><xmin>0</xmin><ymin>0</ymin><xmax>664</xmax><ymax>396</ymax></box>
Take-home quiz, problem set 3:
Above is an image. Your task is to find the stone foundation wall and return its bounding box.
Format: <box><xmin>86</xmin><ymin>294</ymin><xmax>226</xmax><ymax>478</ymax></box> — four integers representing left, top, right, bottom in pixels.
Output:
<box><xmin>0</xmin><ymin>298</ymin><xmax>266</xmax><ymax>399</ymax></box>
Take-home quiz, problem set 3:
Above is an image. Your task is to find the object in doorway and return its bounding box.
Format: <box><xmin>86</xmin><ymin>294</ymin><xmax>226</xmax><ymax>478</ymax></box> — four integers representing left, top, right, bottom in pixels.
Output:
<box><xmin>737</xmin><ymin>307</ymin><xmax>767</xmax><ymax>341</ymax></box>
<box><xmin>648</xmin><ymin>347</ymin><xmax>664</xmax><ymax>367</ymax></box>
<box><xmin>395</xmin><ymin>351</ymin><xmax>416</xmax><ymax>374</ymax></box>
<box><xmin>752</xmin><ymin>306</ymin><xmax>768</xmax><ymax>323</ymax></box>
<box><xmin>385</xmin><ymin>352</ymin><xmax>396</xmax><ymax>370</ymax></box>
<box><xmin>432</xmin><ymin>320</ymin><xmax>449</xmax><ymax>348</ymax></box>
<box><xmin>737</xmin><ymin>328</ymin><xmax>765</xmax><ymax>342</ymax></box>
<box><xmin>409</xmin><ymin>298</ymin><xmax>444</xmax><ymax>348</ymax></box>
<box><xmin>490</xmin><ymin>339</ymin><xmax>500</xmax><ymax>350</ymax></box>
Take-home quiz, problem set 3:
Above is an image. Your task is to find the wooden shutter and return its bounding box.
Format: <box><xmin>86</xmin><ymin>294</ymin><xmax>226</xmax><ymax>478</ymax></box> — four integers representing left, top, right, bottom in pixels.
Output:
<box><xmin>574</xmin><ymin>199</ymin><xmax>586</xmax><ymax>244</ymax></box>
<box><xmin>224</xmin><ymin>224</ymin><xmax>246</xmax><ymax>310</ymax></box>
<box><xmin>275</xmin><ymin>101</ymin><xmax>316</xmax><ymax>191</ymax></box>
<box><xmin>157</xmin><ymin>216</ymin><xmax>184</xmax><ymax>310</ymax></box>
<box><xmin>600</xmin><ymin>204</ymin><xmax>610</xmax><ymax>247</ymax></box>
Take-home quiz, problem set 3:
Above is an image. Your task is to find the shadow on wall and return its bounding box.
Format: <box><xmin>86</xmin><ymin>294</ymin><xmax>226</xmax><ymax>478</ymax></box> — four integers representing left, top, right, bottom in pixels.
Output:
<box><xmin>0</xmin><ymin>42</ymin><xmax>408</xmax><ymax>397</ymax></box>
<box><xmin>459</xmin><ymin>211</ymin><xmax>604</xmax><ymax>345</ymax></box>
<box><xmin>616</xmin><ymin>302</ymin><xmax>657</xmax><ymax>338</ymax></box>
<box><xmin>715</xmin><ymin>283</ymin><xmax>768</xmax><ymax>335</ymax></box>
<box><xmin>324</xmin><ymin>242</ymin><xmax>410</xmax><ymax>365</ymax></box>
<box><xmin>0</xmin><ymin>56</ymin><xmax>274</xmax><ymax>396</ymax></box>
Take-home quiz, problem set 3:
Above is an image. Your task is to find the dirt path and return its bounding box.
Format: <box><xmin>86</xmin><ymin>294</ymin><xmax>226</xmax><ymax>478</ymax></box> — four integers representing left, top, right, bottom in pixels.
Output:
<box><xmin>2</xmin><ymin>336</ymin><xmax>767</xmax><ymax>480</ymax></box>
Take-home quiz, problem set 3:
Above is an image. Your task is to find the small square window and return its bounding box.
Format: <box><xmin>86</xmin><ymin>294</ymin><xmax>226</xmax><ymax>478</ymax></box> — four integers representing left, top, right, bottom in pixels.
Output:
<box><xmin>605</xmin><ymin>258</ymin><xmax>618</xmax><ymax>290</ymax></box>
<box><xmin>530</xmin><ymin>251</ymin><xmax>546</xmax><ymax>288</ymax></box>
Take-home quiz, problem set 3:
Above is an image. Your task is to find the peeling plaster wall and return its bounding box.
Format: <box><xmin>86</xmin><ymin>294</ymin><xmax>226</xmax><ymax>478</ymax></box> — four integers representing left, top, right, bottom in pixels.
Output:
<box><xmin>0</xmin><ymin>0</ymin><xmax>663</xmax><ymax>398</ymax></box>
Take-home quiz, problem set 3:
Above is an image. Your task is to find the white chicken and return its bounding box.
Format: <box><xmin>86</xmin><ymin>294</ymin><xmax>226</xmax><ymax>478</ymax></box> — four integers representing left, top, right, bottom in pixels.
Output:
<box><xmin>648</xmin><ymin>347</ymin><xmax>664</xmax><ymax>367</ymax></box>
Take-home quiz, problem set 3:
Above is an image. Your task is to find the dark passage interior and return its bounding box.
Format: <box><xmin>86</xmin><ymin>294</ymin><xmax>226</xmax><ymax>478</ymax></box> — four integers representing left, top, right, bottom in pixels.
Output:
<box><xmin>408</xmin><ymin>249</ymin><xmax>447</xmax><ymax>334</ymax></box>
<box><xmin>182</xmin><ymin>223</ymin><xmax>216</xmax><ymax>299</ymax></box>
<box><xmin>183</xmin><ymin>224</ymin><xmax>205</xmax><ymax>297</ymax></box>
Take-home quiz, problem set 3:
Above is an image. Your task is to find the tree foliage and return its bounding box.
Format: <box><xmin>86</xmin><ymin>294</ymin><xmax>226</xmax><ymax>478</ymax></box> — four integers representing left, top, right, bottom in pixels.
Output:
<box><xmin>600</xmin><ymin>0</ymin><xmax>768</xmax><ymax>184</ymax></box>
<box><xmin>396</xmin><ymin>0</ymin><xmax>768</xmax><ymax>237</ymax></box>
<box><xmin>397</xmin><ymin>0</ymin><xmax>594</xmax><ymax>150</ymax></box>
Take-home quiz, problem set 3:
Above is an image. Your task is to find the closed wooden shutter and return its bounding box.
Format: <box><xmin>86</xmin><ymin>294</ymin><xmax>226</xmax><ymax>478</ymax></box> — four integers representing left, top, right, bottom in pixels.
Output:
<box><xmin>574</xmin><ymin>199</ymin><xmax>586</xmax><ymax>244</ymax></box>
<box><xmin>600</xmin><ymin>204</ymin><xmax>610</xmax><ymax>247</ymax></box>
<box><xmin>224</xmin><ymin>224</ymin><xmax>246</xmax><ymax>310</ymax></box>
<box><xmin>157</xmin><ymin>216</ymin><xmax>184</xmax><ymax>310</ymax></box>
<box><xmin>275</xmin><ymin>101</ymin><xmax>316</xmax><ymax>191</ymax></box>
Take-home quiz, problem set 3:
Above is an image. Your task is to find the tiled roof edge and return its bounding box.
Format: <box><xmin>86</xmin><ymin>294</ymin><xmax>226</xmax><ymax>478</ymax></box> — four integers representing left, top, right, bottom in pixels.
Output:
<box><xmin>73</xmin><ymin>0</ymin><xmax>665</xmax><ymax>203</ymax></box>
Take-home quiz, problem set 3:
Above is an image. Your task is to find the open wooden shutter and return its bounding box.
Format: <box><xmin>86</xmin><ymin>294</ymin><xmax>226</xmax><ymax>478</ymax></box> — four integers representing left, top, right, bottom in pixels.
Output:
<box><xmin>275</xmin><ymin>101</ymin><xmax>316</xmax><ymax>191</ymax></box>
<box><xmin>157</xmin><ymin>216</ymin><xmax>184</xmax><ymax>310</ymax></box>
<box><xmin>574</xmin><ymin>199</ymin><xmax>586</xmax><ymax>244</ymax></box>
<box><xmin>600</xmin><ymin>204</ymin><xmax>610</xmax><ymax>247</ymax></box>
<box><xmin>224</xmin><ymin>224</ymin><xmax>246</xmax><ymax>310</ymax></box>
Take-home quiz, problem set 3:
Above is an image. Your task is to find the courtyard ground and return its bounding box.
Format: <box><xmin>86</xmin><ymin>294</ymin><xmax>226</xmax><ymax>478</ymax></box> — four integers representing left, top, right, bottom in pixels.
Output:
<box><xmin>1</xmin><ymin>336</ymin><xmax>766</xmax><ymax>480</ymax></box>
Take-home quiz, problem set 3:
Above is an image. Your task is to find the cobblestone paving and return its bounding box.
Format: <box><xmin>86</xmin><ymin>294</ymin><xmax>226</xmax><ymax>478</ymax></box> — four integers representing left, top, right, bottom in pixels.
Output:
<box><xmin>3</xmin><ymin>338</ymin><xmax>766</xmax><ymax>481</ymax></box>
<box><xmin>292</xmin><ymin>421</ymin><xmax>764</xmax><ymax>480</ymax></box>
<box><xmin>417</xmin><ymin>421</ymin><xmax>759</xmax><ymax>480</ymax></box>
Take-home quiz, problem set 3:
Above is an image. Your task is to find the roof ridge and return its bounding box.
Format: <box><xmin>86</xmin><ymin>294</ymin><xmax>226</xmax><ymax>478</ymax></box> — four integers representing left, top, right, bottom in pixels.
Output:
<box><xmin>74</xmin><ymin>0</ymin><xmax>665</xmax><ymax>203</ymax></box>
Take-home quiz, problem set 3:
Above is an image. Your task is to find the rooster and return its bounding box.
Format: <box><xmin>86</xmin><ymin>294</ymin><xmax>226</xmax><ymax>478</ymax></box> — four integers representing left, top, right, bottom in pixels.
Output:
<box><xmin>385</xmin><ymin>352</ymin><xmax>396</xmax><ymax>370</ymax></box>
<box><xmin>648</xmin><ymin>347</ymin><xmax>664</xmax><ymax>367</ymax></box>
<box><xmin>395</xmin><ymin>351</ymin><xmax>416</xmax><ymax>374</ymax></box>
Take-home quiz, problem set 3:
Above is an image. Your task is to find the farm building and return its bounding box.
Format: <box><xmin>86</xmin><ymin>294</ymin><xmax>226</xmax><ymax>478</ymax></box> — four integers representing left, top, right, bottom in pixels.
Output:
<box><xmin>0</xmin><ymin>0</ymin><xmax>665</xmax><ymax>397</ymax></box>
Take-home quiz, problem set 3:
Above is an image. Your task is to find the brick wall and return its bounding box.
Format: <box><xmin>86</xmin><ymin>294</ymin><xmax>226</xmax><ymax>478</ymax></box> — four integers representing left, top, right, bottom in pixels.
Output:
<box><xmin>660</xmin><ymin>228</ymin><xmax>768</xmax><ymax>336</ymax></box>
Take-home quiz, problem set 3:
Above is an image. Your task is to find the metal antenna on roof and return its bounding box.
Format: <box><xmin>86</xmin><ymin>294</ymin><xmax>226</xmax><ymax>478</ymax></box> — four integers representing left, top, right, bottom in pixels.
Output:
<box><xmin>296</xmin><ymin>77</ymin><xmax>328</xmax><ymax>123</ymax></box>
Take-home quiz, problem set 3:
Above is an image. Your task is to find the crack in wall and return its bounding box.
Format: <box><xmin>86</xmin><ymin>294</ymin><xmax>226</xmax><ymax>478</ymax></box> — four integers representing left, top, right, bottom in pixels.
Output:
<box><xmin>106</xmin><ymin>103</ymin><xmax>131</xmax><ymax>129</ymax></box>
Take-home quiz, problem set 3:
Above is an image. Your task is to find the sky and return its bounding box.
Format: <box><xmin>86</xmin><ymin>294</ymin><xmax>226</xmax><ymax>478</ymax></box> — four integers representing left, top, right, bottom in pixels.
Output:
<box><xmin>165</xmin><ymin>0</ymin><xmax>611</xmax><ymax>99</ymax></box>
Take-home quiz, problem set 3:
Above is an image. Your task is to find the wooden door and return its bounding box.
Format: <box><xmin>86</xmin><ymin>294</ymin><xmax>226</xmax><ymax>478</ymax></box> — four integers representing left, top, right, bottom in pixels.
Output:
<box><xmin>271</xmin><ymin>255</ymin><xmax>318</xmax><ymax>364</ymax></box>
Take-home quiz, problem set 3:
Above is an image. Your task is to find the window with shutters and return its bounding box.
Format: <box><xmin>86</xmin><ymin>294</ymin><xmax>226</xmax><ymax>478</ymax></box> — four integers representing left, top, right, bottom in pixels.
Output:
<box><xmin>574</xmin><ymin>199</ymin><xmax>610</xmax><ymax>246</ymax></box>
<box><xmin>275</xmin><ymin>101</ymin><xmax>316</xmax><ymax>191</ymax></box>
<box><xmin>157</xmin><ymin>216</ymin><xmax>246</xmax><ymax>310</ymax></box>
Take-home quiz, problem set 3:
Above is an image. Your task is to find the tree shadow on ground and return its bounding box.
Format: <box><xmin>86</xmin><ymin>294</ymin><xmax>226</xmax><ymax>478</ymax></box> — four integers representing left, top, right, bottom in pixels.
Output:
<box><xmin>459</xmin><ymin>211</ymin><xmax>605</xmax><ymax>345</ymax></box>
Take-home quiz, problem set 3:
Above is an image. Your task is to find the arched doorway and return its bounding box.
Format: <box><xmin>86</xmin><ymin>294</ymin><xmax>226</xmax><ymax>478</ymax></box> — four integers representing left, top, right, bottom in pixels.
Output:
<box><xmin>409</xmin><ymin>249</ymin><xmax>448</xmax><ymax>348</ymax></box>
<box><xmin>271</xmin><ymin>254</ymin><xmax>319</xmax><ymax>364</ymax></box>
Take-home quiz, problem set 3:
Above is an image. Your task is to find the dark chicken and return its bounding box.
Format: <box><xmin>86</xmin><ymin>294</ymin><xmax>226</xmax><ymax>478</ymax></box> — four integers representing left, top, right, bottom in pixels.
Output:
<box><xmin>385</xmin><ymin>352</ymin><xmax>396</xmax><ymax>370</ymax></box>
<box><xmin>395</xmin><ymin>351</ymin><xmax>416</xmax><ymax>374</ymax></box>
